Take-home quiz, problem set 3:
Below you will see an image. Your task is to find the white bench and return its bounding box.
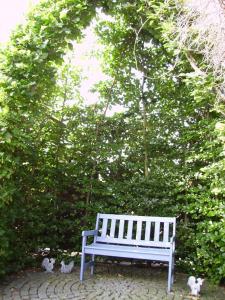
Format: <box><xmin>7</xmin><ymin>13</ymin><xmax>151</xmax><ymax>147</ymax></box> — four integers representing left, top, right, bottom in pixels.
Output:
<box><xmin>80</xmin><ymin>213</ymin><xmax>176</xmax><ymax>292</ymax></box>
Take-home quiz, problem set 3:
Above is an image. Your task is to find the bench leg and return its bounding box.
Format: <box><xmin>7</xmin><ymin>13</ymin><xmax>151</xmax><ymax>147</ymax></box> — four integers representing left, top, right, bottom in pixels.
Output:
<box><xmin>91</xmin><ymin>254</ymin><xmax>95</xmax><ymax>275</ymax></box>
<box><xmin>168</xmin><ymin>258</ymin><xmax>172</xmax><ymax>293</ymax></box>
<box><xmin>80</xmin><ymin>252</ymin><xmax>85</xmax><ymax>281</ymax></box>
<box><xmin>171</xmin><ymin>255</ymin><xmax>175</xmax><ymax>284</ymax></box>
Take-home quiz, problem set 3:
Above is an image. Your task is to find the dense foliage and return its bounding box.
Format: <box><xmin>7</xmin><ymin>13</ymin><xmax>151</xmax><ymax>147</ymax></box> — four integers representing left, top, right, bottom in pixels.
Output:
<box><xmin>0</xmin><ymin>0</ymin><xmax>224</xmax><ymax>283</ymax></box>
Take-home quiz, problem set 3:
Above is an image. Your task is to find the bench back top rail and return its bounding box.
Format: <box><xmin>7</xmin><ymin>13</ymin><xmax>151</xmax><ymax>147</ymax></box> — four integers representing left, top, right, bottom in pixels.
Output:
<box><xmin>95</xmin><ymin>213</ymin><xmax>176</xmax><ymax>248</ymax></box>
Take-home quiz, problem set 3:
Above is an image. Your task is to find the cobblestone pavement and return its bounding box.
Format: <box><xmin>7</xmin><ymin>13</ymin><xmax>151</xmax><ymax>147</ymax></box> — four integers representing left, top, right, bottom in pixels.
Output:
<box><xmin>0</xmin><ymin>264</ymin><xmax>224</xmax><ymax>300</ymax></box>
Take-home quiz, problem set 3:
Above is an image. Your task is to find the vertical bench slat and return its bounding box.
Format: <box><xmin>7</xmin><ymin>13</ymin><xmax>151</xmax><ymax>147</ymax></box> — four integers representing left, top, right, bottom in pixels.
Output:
<box><xmin>96</xmin><ymin>214</ymin><xmax>176</xmax><ymax>245</ymax></box>
<box><xmin>154</xmin><ymin>221</ymin><xmax>160</xmax><ymax>242</ymax></box>
<box><xmin>136</xmin><ymin>221</ymin><xmax>142</xmax><ymax>241</ymax></box>
<box><xmin>110</xmin><ymin>219</ymin><xmax>116</xmax><ymax>238</ymax></box>
<box><xmin>127</xmin><ymin>220</ymin><xmax>133</xmax><ymax>240</ymax></box>
<box><xmin>163</xmin><ymin>222</ymin><xmax>169</xmax><ymax>242</ymax></box>
<box><xmin>101</xmin><ymin>218</ymin><xmax>108</xmax><ymax>238</ymax></box>
<box><xmin>145</xmin><ymin>221</ymin><xmax>151</xmax><ymax>241</ymax></box>
<box><xmin>118</xmin><ymin>220</ymin><xmax>125</xmax><ymax>239</ymax></box>
<box><xmin>173</xmin><ymin>221</ymin><xmax>176</xmax><ymax>238</ymax></box>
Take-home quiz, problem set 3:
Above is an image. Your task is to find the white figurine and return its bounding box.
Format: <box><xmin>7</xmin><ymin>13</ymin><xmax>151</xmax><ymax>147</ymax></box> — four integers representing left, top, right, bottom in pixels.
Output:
<box><xmin>60</xmin><ymin>260</ymin><xmax>74</xmax><ymax>273</ymax></box>
<box><xmin>187</xmin><ymin>276</ymin><xmax>204</xmax><ymax>296</ymax></box>
<box><xmin>196</xmin><ymin>278</ymin><xmax>204</xmax><ymax>294</ymax></box>
<box><xmin>41</xmin><ymin>257</ymin><xmax>55</xmax><ymax>273</ymax></box>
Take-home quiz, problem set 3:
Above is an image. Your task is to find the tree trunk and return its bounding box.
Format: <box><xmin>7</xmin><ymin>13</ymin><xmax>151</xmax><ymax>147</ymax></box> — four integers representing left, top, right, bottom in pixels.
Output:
<box><xmin>140</xmin><ymin>76</ymin><xmax>149</xmax><ymax>177</ymax></box>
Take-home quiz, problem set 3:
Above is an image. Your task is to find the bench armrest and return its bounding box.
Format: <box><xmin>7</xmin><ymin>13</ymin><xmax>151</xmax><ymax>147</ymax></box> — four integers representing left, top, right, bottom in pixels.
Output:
<box><xmin>82</xmin><ymin>230</ymin><xmax>98</xmax><ymax>237</ymax></box>
<box><xmin>81</xmin><ymin>230</ymin><xmax>98</xmax><ymax>250</ymax></box>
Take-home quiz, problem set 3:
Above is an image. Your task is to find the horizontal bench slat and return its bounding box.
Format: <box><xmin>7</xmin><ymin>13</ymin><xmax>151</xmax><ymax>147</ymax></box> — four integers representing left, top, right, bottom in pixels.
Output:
<box><xmin>98</xmin><ymin>213</ymin><xmax>176</xmax><ymax>223</ymax></box>
<box><xmin>84</xmin><ymin>243</ymin><xmax>170</xmax><ymax>261</ymax></box>
<box><xmin>85</xmin><ymin>248</ymin><xmax>170</xmax><ymax>261</ymax></box>
<box><xmin>96</xmin><ymin>236</ymin><xmax>171</xmax><ymax>248</ymax></box>
<box><xmin>86</xmin><ymin>243</ymin><xmax>170</xmax><ymax>254</ymax></box>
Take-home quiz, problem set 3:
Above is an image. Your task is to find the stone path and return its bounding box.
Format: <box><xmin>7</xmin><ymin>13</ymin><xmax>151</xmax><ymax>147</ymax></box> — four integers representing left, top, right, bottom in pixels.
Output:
<box><xmin>0</xmin><ymin>264</ymin><xmax>224</xmax><ymax>299</ymax></box>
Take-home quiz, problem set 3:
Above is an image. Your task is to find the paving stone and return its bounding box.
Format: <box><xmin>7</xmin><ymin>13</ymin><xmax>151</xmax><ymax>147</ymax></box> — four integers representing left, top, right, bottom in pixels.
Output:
<box><xmin>0</xmin><ymin>264</ymin><xmax>224</xmax><ymax>300</ymax></box>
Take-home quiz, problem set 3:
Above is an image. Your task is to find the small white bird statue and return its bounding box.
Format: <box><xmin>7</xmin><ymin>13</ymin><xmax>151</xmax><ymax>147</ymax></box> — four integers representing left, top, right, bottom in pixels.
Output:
<box><xmin>41</xmin><ymin>257</ymin><xmax>55</xmax><ymax>273</ymax></box>
<box><xmin>187</xmin><ymin>276</ymin><xmax>204</xmax><ymax>296</ymax></box>
<box><xmin>60</xmin><ymin>260</ymin><xmax>74</xmax><ymax>273</ymax></box>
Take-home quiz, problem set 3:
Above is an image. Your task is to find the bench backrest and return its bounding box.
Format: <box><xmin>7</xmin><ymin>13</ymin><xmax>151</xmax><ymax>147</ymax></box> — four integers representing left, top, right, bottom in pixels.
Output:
<box><xmin>95</xmin><ymin>213</ymin><xmax>176</xmax><ymax>248</ymax></box>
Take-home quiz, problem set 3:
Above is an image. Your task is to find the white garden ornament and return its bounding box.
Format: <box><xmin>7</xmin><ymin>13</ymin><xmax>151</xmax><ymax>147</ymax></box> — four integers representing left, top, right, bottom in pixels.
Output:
<box><xmin>41</xmin><ymin>258</ymin><xmax>55</xmax><ymax>273</ymax></box>
<box><xmin>187</xmin><ymin>276</ymin><xmax>204</xmax><ymax>296</ymax></box>
<box><xmin>60</xmin><ymin>260</ymin><xmax>74</xmax><ymax>273</ymax></box>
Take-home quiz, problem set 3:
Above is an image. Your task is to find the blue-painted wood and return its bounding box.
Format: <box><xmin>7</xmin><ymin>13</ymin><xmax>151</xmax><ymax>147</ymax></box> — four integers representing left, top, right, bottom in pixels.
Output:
<box><xmin>82</xmin><ymin>229</ymin><xmax>98</xmax><ymax>237</ymax></box>
<box><xmin>80</xmin><ymin>213</ymin><xmax>176</xmax><ymax>292</ymax></box>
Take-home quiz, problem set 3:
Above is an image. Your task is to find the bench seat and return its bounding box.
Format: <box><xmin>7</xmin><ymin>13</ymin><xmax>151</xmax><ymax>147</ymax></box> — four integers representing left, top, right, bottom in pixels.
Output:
<box><xmin>84</xmin><ymin>243</ymin><xmax>170</xmax><ymax>261</ymax></box>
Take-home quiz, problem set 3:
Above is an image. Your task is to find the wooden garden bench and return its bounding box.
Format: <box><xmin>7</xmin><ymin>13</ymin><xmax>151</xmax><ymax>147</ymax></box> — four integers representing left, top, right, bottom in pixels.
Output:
<box><xmin>80</xmin><ymin>213</ymin><xmax>176</xmax><ymax>292</ymax></box>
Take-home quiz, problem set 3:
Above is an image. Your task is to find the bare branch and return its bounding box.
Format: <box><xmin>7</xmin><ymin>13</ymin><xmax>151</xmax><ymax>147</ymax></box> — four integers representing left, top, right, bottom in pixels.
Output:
<box><xmin>175</xmin><ymin>0</ymin><xmax>225</xmax><ymax>101</ymax></box>
<box><xmin>185</xmin><ymin>52</ymin><xmax>206</xmax><ymax>76</ymax></box>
